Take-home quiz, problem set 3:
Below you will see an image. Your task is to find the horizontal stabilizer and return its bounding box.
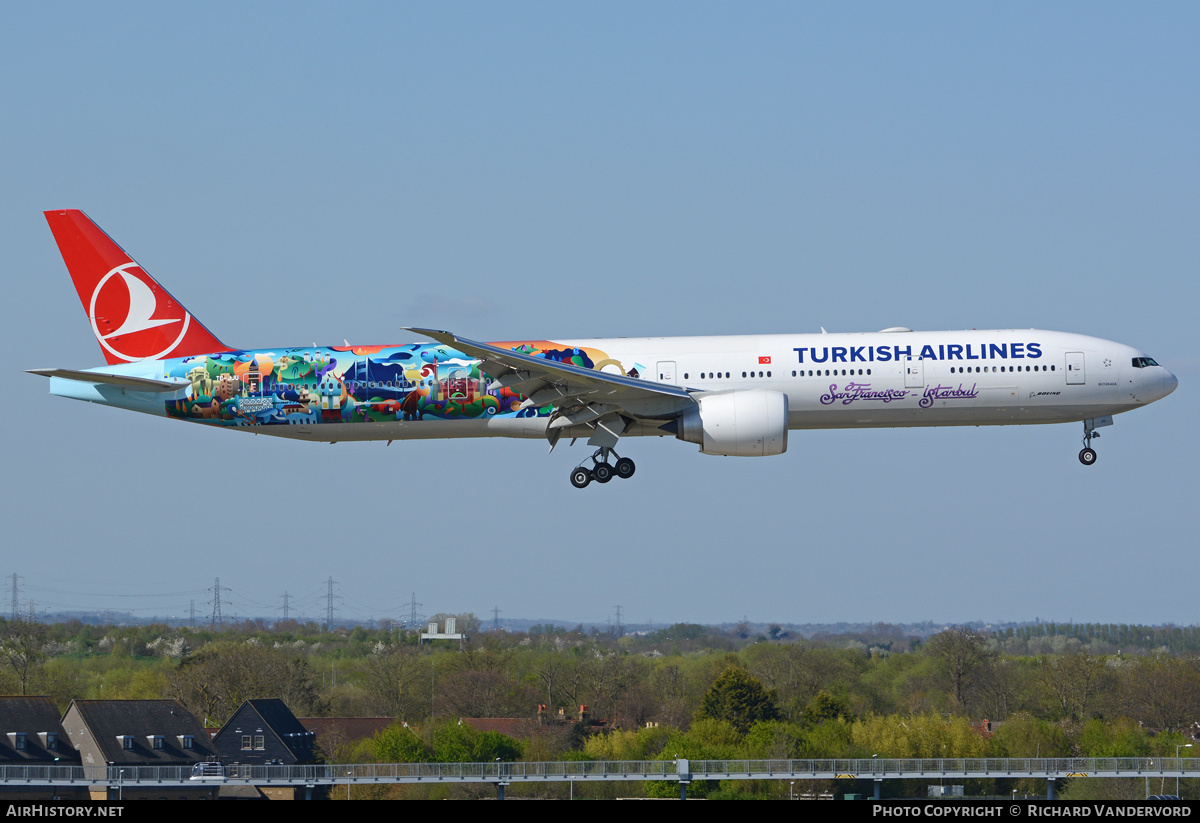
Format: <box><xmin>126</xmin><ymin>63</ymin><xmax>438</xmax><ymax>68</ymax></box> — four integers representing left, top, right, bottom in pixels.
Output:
<box><xmin>27</xmin><ymin>368</ymin><xmax>189</xmax><ymax>393</ymax></box>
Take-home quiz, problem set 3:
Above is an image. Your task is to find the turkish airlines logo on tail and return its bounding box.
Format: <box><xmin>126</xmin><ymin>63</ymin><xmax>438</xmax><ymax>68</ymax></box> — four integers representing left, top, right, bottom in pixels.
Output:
<box><xmin>89</xmin><ymin>263</ymin><xmax>192</xmax><ymax>361</ymax></box>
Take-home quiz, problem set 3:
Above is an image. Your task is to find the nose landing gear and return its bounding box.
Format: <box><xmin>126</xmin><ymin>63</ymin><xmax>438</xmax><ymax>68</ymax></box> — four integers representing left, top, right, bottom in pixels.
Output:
<box><xmin>569</xmin><ymin>448</ymin><xmax>637</xmax><ymax>488</ymax></box>
<box><xmin>1079</xmin><ymin>421</ymin><xmax>1099</xmax><ymax>466</ymax></box>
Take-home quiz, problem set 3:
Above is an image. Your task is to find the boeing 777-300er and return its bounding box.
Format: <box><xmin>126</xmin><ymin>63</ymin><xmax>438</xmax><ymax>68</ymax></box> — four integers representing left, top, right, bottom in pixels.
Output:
<box><xmin>30</xmin><ymin>210</ymin><xmax>1178</xmax><ymax>488</ymax></box>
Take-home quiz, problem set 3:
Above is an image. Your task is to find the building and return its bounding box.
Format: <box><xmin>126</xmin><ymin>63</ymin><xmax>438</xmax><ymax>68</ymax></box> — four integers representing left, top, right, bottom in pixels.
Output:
<box><xmin>213</xmin><ymin>699</ymin><xmax>319</xmax><ymax>800</ymax></box>
<box><xmin>61</xmin><ymin>699</ymin><xmax>218</xmax><ymax>800</ymax></box>
<box><xmin>0</xmin><ymin>696</ymin><xmax>86</xmax><ymax>801</ymax></box>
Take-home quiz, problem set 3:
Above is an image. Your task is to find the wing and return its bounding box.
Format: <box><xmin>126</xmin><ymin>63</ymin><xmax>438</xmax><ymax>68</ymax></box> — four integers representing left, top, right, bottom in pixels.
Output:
<box><xmin>405</xmin><ymin>328</ymin><xmax>696</xmax><ymax>447</ymax></box>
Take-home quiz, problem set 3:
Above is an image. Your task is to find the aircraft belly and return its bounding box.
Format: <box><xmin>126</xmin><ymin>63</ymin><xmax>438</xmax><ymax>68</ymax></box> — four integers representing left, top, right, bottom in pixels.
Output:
<box><xmin>785</xmin><ymin>391</ymin><xmax>1142</xmax><ymax>430</ymax></box>
<box><xmin>1018</xmin><ymin>402</ymin><xmax>1139</xmax><ymax>423</ymax></box>
<box><xmin>240</xmin><ymin>417</ymin><xmax>547</xmax><ymax>442</ymax></box>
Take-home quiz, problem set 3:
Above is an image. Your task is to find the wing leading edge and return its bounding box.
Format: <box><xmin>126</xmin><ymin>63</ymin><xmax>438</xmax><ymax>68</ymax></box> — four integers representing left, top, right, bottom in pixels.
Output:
<box><xmin>404</xmin><ymin>327</ymin><xmax>696</xmax><ymax>449</ymax></box>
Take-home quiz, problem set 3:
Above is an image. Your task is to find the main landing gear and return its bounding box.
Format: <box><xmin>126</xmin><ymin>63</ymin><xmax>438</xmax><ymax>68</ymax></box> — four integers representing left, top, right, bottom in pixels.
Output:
<box><xmin>1079</xmin><ymin>421</ymin><xmax>1099</xmax><ymax>466</ymax></box>
<box><xmin>569</xmin><ymin>448</ymin><xmax>636</xmax><ymax>488</ymax></box>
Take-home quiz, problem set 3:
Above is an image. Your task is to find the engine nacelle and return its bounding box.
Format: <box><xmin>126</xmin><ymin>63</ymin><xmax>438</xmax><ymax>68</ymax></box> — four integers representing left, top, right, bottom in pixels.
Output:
<box><xmin>674</xmin><ymin>390</ymin><xmax>789</xmax><ymax>456</ymax></box>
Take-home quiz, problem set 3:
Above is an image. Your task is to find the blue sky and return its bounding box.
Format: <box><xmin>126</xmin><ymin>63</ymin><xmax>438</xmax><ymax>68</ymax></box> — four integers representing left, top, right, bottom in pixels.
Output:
<box><xmin>3</xmin><ymin>3</ymin><xmax>1197</xmax><ymax>628</ymax></box>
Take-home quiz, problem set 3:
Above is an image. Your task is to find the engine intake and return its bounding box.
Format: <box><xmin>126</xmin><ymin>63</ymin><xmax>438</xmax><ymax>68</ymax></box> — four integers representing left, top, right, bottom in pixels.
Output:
<box><xmin>673</xmin><ymin>390</ymin><xmax>788</xmax><ymax>456</ymax></box>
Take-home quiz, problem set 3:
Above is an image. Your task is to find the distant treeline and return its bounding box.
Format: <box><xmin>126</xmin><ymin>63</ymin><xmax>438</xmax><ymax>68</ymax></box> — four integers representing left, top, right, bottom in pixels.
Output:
<box><xmin>996</xmin><ymin>622</ymin><xmax>1200</xmax><ymax>653</ymax></box>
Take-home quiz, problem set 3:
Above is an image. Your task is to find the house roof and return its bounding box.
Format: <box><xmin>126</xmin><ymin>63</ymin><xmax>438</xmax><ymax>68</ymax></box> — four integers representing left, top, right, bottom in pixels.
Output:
<box><xmin>0</xmin><ymin>696</ymin><xmax>79</xmax><ymax>765</ymax></box>
<box><xmin>64</xmin><ymin>699</ymin><xmax>214</xmax><ymax>765</ymax></box>
<box><xmin>213</xmin><ymin>699</ymin><xmax>316</xmax><ymax>763</ymax></box>
<box><xmin>299</xmin><ymin>716</ymin><xmax>393</xmax><ymax>751</ymax></box>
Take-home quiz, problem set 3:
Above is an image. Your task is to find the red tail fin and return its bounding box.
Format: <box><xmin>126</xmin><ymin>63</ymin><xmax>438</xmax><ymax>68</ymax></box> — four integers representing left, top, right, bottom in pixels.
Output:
<box><xmin>44</xmin><ymin>210</ymin><xmax>233</xmax><ymax>364</ymax></box>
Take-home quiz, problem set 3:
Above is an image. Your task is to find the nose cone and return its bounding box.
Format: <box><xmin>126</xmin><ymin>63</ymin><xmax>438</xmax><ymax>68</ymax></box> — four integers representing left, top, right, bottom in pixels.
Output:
<box><xmin>1162</xmin><ymin>368</ymin><xmax>1179</xmax><ymax>398</ymax></box>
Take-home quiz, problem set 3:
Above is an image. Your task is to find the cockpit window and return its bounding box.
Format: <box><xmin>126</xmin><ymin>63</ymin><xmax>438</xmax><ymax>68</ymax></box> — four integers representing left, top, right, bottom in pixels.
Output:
<box><xmin>1131</xmin><ymin>357</ymin><xmax>1160</xmax><ymax>368</ymax></box>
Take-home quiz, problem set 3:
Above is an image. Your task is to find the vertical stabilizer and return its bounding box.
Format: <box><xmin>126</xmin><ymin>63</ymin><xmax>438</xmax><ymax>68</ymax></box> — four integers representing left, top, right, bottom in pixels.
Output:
<box><xmin>44</xmin><ymin>210</ymin><xmax>233</xmax><ymax>364</ymax></box>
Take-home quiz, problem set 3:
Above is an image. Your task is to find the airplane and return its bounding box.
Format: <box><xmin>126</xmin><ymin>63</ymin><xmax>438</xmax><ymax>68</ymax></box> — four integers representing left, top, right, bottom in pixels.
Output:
<box><xmin>30</xmin><ymin>210</ymin><xmax>1178</xmax><ymax>488</ymax></box>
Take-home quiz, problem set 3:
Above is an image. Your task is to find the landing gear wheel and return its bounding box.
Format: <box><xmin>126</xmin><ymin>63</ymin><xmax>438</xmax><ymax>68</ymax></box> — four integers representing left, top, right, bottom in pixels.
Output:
<box><xmin>1079</xmin><ymin>448</ymin><xmax>1097</xmax><ymax>466</ymax></box>
<box><xmin>593</xmin><ymin>463</ymin><xmax>613</xmax><ymax>483</ymax></box>
<box><xmin>570</xmin><ymin>467</ymin><xmax>593</xmax><ymax>488</ymax></box>
<box><xmin>614</xmin><ymin>457</ymin><xmax>636</xmax><ymax>479</ymax></box>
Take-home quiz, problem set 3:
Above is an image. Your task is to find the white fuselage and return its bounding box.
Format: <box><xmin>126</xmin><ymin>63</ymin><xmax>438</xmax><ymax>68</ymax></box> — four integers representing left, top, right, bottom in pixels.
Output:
<box><xmin>562</xmin><ymin>328</ymin><xmax>1172</xmax><ymax>434</ymax></box>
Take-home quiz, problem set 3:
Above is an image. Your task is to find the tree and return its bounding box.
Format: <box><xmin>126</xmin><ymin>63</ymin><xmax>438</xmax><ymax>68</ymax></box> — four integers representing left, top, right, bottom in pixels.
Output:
<box><xmin>801</xmin><ymin>690</ymin><xmax>851</xmax><ymax>725</ymax></box>
<box><xmin>439</xmin><ymin>640</ymin><xmax>536</xmax><ymax>718</ymax></box>
<box><xmin>581</xmin><ymin>651</ymin><xmax>646</xmax><ymax>726</ymax></box>
<box><xmin>696</xmin><ymin>665</ymin><xmax>781</xmax><ymax>733</ymax></box>
<box><xmin>742</xmin><ymin>642</ymin><xmax>861</xmax><ymax>719</ymax></box>
<box><xmin>1077</xmin><ymin>718</ymin><xmax>1150</xmax><ymax>757</ymax></box>
<box><xmin>924</xmin><ymin>627</ymin><xmax>995</xmax><ymax>709</ymax></box>
<box><xmin>1122</xmin><ymin>654</ymin><xmax>1200</xmax><ymax>731</ymax></box>
<box><xmin>372</xmin><ymin>722</ymin><xmax>433</xmax><ymax>762</ymax></box>
<box><xmin>168</xmin><ymin>641</ymin><xmax>322</xmax><ymax>724</ymax></box>
<box><xmin>1037</xmin><ymin>651</ymin><xmax>1107</xmax><ymax>720</ymax></box>
<box><xmin>851</xmin><ymin>712</ymin><xmax>989</xmax><ymax>759</ymax></box>
<box><xmin>361</xmin><ymin>643</ymin><xmax>425</xmax><ymax>719</ymax></box>
<box><xmin>990</xmin><ymin>712</ymin><xmax>1071</xmax><ymax>758</ymax></box>
<box><xmin>0</xmin><ymin>619</ymin><xmax>50</xmax><ymax>695</ymax></box>
<box><xmin>430</xmin><ymin>721</ymin><xmax>521</xmax><ymax>762</ymax></box>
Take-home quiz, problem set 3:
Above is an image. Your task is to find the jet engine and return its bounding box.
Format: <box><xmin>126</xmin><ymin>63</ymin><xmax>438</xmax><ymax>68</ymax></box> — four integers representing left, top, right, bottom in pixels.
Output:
<box><xmin>673</xmin><ymin>390</ymin><xmax>788</xmax><ymax>456</ymax></box>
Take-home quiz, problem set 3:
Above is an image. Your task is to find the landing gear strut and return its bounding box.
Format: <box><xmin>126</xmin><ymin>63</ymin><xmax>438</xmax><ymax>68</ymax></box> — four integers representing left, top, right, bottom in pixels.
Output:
<box><xmin>568</xmin><ymin>448</ymin><xmax>637</xmax><ymax>488</ymax></box>
<box><xmin>1079</xmin><ymin>421</ymin><xmax>1099</xmax><ymax>466</ymax></box>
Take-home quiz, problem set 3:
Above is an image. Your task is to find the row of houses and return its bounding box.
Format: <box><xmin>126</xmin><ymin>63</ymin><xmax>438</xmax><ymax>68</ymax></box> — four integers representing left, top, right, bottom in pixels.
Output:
<box><xmin>0</xmin><ymin>696</ymin><xmax>390</xmax><ymax>800</ymax></box>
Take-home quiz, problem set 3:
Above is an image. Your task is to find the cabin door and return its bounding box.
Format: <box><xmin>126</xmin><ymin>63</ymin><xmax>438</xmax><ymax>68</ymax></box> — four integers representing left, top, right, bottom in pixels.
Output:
<box><xmin>903</xmin><ymin>356</ymin><xmax>924</xmax><ymax>389</ymax></box>
<box><xmin>656</xmin><ymin>361</ymin><xmax>676</xmax><ymax>384</ymax></box>
<box><xmin>1065</xmin><ymin>352</ymin><xmax>1086</xmax><ymax>385</ymax></box>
